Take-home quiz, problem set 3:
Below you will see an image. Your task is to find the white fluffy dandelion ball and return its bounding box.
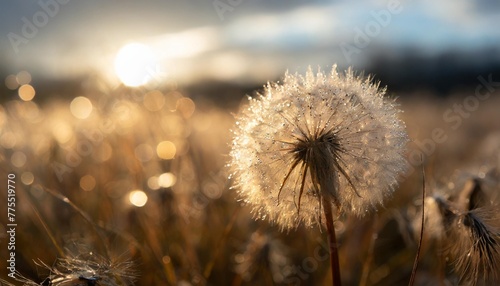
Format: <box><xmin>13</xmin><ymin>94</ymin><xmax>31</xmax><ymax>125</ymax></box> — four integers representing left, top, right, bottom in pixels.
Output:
<box><xmin>230</xmin><ymin>66</ymin><xmax>408</xmax><ymax>230</ymax></box>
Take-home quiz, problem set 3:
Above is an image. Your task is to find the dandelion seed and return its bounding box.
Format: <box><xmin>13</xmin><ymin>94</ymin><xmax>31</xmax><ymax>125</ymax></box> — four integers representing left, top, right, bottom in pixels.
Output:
<box><xmin>230</xmin><ymin>66</ymin><xmax>408</xmax><ymax>230</ymax></box>
<box><xmin>421</xmin><ymin>181</ymin><xmax>500</xmax><ymax>285</ymax></box>
<box><xmin>32</xmin><ymin>246</ymin><xmax>137</xmax><ymax>286</ymax></box>
<box><xmin>447</xmin><ymin>209</ymin><xmax>500</xmax><ymax>285</ymax></box>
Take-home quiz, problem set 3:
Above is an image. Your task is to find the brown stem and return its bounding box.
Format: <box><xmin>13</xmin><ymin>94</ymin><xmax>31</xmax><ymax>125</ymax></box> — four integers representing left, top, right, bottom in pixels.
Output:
<box><xmin>322</xmin><ymin>196</ymin><xmax>342</xmax><ymax>286</ymax></box>
<box><xmin>409</xmin><ymin>162</ymin><xmax>426</xmax><ymax>286</ymax></box>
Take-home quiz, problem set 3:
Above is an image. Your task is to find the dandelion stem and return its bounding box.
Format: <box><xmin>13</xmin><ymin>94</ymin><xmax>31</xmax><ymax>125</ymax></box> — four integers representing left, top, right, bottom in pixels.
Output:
<box><xmin>323</xmin><ymin>196</ymin><xmax>342</xmax><ymax>286</ymax></box>
<box><xmin>31</xmin><ymin>205</ymin><xmax>65</xmax><ymax>257</ymax></box>
<box><xmin>409</xmin><ymin>162</ymin><xmax>426</xmax><ymax>286</ymax></box>
<box><xmin>43</xmin><ymin>187</ymin><xmax>111</xmax><ymax>259</ymax></box>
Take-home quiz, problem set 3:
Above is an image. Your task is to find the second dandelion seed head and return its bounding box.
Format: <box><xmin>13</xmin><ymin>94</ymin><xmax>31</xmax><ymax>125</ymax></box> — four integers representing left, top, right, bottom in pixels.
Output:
<box><xmin>230</xmin><ymin>66</ymin><xmax>408</xmax><ymax>230</ymax></box>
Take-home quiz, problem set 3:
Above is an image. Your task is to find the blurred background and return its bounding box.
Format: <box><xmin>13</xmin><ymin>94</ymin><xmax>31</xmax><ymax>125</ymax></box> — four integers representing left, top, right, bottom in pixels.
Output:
<box><xmin>1</xmin><ymin>0</ymin><xmax>500</xmax><ymax>285</ymax></box>
<box><xmin>1</xmin><ymin>0</ymin><xmax>500</xmax><ymax>95</ymax></box>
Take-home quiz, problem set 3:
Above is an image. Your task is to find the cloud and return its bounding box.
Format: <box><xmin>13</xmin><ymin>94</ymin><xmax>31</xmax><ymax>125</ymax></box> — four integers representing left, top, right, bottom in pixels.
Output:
<box><xmin>2</xmin><ymin>0</ymin><xmax>499</xmax><ymax>85</ymax></box>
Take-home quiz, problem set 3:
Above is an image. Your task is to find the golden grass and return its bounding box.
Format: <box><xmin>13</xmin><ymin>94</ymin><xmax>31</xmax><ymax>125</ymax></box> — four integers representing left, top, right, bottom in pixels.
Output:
<box><xmin>1</xmin><ymin>83</ymin><xmax>500</xmax><ymax>285</ymax></box>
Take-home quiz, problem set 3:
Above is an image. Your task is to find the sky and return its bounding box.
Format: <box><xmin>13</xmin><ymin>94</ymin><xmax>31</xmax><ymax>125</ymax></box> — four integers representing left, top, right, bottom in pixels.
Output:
<box><xmin>1</xmin><ymin>0</ymin><xmax>500</xmax><ymax>87</ymax></box>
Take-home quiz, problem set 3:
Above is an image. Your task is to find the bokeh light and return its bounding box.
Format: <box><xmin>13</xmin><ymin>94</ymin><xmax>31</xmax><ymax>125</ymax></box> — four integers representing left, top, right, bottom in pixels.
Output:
<box><xmin>176</xmin><ymin>97</ymin><xmax>196</xmax><ymax>118</ymax></box>
<box><xmin>147</xmin><ymin>176</ymin><xmax>160</xmax><ymax>190</ymax></box>
<box><xmin>11</xmin><ymin>151</ymin><xmax>27</xmax><ymax>168</ymax></box>
<box><xmin>5</xmin><ymin>75</ymin><xmax>18</xmax><ymax>90</ymax></box>
<box><xmin>80</xmin><ymin>175</ymin><xmax>96</xmax><ymax>191</ymax></box>
<box><xmin>51</xmin><ymin>121</ymin><xmax>73</xmax><ymax>144</ymax></box>
<box><xmin>114</xmin><ymin>43</ymin><xmax>157</xmax><ymax>87</ymax></box>
<box><xmin>158</xmin><ymin>172</ymin><xmax>176</xmax><ymax>188</ymax></box>
<box><xmin>21</xmin><ymin>172</ymin><xmax>34</xmax><ymax>185</ymax></box>
<box><xmin>16</xmin><ymin>71</ymin><xmax>32</xmax><ymax>85</ymax></box>
<box><xmin>129</xmin><ymin>190</ymin><xmax>148</xmax><ymax>207</ymax></box>
<box><xmin>156</xmin><ymin>141</ymin><xmax>176</xmax><ymax>160</ymax></box>
<box><xmin>18</xmin><ymin>84</ymin><xmax>35</xmax><ymax>101</ymax></box>
<box><xmin>70</xmin><ymin>96</ymin><xmax>93</xmax><ymax>119</ymax></box>
<box><xmin>143</xmin><ymin>90</ymin><xmax>165</xmax><ymax>112</ymax></box>
<box><xmin>165</xmin><ymin>91</ymin><xmax>183</xmax><ymax>111</ymax></box>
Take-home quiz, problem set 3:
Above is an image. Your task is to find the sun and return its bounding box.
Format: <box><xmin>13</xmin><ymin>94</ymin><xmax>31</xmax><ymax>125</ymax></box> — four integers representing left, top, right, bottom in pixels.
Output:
<box><xmin>114</xmin><ymin>42</ymin><xmax>157</xmax><ymax>87</ymax></box>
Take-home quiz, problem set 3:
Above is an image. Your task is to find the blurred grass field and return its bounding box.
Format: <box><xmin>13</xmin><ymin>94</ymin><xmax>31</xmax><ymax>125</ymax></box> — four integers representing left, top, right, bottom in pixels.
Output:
<box><xmin>1</xmin><ymin>76</ymin><xmax>500</xmax><ymax>285</ymax></box>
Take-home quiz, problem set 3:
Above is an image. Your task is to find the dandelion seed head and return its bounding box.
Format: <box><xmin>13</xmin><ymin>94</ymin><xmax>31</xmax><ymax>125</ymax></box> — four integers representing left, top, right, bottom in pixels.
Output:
<box><xmin>446</xmin><ymin>208</ymin><xmax>500</xmax><ymax>284</ymax></box>
<box><xmin>230</xmin><ymin>66</ymin><xmax>408</xmax><ymax>229</ymax></box>
<box><xmin>31</xmin><ymin>246</ymin><xmax>138</xmax><ymax>286</ymax></box>
<box><xmin>417</xmin><ymin>176</ymin><xmax>500</xmax><ymax>285</ymax></box>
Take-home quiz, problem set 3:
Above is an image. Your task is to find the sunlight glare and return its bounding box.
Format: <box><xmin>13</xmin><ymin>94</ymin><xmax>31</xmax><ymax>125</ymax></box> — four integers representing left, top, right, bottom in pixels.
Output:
<box><xmin>114</xmin><ymin>43</ymin><xmax>157</xmax><ymax>87</ymax></box>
